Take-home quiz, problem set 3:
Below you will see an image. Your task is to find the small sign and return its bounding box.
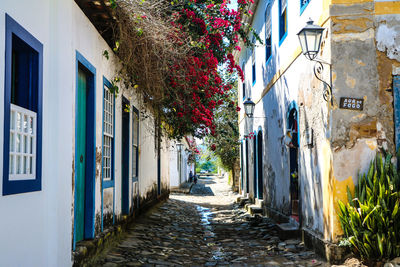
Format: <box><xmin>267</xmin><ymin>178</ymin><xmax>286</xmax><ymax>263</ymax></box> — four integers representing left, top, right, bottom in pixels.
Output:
<box><xmin>340</xmin><ymin>97</ymin><xmax>364</xmax><ymax>111</ymax></box>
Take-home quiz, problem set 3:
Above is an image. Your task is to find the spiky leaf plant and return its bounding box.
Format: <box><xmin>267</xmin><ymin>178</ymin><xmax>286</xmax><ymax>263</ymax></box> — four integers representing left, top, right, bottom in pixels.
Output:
<box><xmin>338</xmin><ymin>152</ymin><xmax>400</xmax><ymax>261</ymax></box>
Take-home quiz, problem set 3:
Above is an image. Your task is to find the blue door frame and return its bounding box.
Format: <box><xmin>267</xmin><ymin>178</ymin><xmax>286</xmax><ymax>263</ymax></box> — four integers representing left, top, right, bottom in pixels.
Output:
<box><xmin>245</xmin><ymin>139</ymin><xmax>249</xmax><ymax>194</ymax></box>
<box><xmin>394</xmin><ymin>76</ymin><xmax>400</xmax><ymax>149</ymax></box>
<box><xmin>74</xmin><ymin>51</ymin><xmax>96</xmax><ymax>249</ymax></box>
<box><xmin>257</xmin><ymin>130</ymin><xmax>263</xmax><ymax>199</ymax></box>
<box><xmin>253</xmin><ymin>132</ymin><xmax>257</xmax><ymax>198</ymax></box>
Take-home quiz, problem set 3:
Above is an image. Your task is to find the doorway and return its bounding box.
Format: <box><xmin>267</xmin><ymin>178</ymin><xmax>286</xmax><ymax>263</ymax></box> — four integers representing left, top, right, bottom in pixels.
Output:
<box><xmin>245</xmin><ymin>139</ymin><xmax>249</xmax><ymax>194</ymax></box>
<box><xmin>121</xmin><ymin>97</ymin><xmax>130</xmax><ymax>215</ymax></box>
<box><xmin>253</xmin><ymin>134</ymin><xmax>257</xmax><ymax>198</ymax></box>
<box><xmin>288</xmin><ymin>106</ymin><xmax>299</xmax><ymax>220</ymax></box>
<box><xmin>74</xmin><ymin>53</ymin><xmax>96</xmax><ymax>245</ymax></box>
<box><xmin>257</xmin><ymin>131</ymin><xmax>263</xmax><ymax>199</ymax></box>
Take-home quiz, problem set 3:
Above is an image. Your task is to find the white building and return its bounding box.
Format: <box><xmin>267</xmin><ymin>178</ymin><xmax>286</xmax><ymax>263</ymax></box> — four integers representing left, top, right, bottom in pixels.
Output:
<box><xmin>170</xmin><ymin>137</ymin><xmax>196</xmax><ymax>188</ymax></box>
<box><xmin>0</xmin><ymin>1</ymin><xmax>192</xmax><ymax>265</ymax></box>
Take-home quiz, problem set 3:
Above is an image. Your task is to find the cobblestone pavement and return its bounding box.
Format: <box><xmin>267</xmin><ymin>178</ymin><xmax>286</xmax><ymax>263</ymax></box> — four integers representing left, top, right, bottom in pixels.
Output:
<box><xmin>97</xmin><ymin>175</ymin><xmax>331</xmax><ymax>267</ymax></box>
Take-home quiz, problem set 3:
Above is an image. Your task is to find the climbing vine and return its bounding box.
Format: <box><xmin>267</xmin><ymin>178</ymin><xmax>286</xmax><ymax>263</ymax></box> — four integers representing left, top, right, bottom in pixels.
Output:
<box><xmin>108</xmin><ymin>0</ymin><xmax>256</xmax><ymax>139</ymax></box>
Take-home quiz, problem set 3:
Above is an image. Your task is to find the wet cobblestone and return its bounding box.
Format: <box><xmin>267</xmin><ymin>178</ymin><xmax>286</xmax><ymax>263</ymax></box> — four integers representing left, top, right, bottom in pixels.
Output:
<box><xmin>96</xmin><ymin>176</ymin><xmax>330</xmax><ymax>266</ymax></box>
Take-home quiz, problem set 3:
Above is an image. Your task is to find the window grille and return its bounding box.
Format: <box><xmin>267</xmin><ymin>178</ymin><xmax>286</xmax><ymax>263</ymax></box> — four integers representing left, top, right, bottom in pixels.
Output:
<box><xmin>103</xmin><ymin>86</ymin><xmax>114</xmax><ymax>180</ymax></box>
<box><xmin>9</xmin><ymin>104</ymin><xmax>36</xmax><ymax>180</ymax></box>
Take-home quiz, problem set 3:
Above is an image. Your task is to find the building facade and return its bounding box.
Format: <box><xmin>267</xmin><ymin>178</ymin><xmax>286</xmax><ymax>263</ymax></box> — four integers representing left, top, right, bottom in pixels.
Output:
<box><xmin>0</xmin><ymin>1</ymin><xmax>191</xmax><ymax>265</ymax></box>
<box><xmin>237</xmin><ymin>0</ymin><xmax>400</xmax><ymax>260</ymax></box>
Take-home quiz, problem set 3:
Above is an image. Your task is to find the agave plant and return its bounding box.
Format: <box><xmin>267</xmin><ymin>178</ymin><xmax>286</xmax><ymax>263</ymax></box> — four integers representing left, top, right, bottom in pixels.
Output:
<box><xmin>338</xmin><ymin>152</ymin><xmax>400</xmax><ymax>261</ymax></box>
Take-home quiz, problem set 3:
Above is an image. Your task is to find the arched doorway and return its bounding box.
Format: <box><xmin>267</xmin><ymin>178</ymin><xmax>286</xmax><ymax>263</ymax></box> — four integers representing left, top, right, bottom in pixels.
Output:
<box><xmin>287</xmin><ymin>104</ymin><xmax>299</xmax><ymax>220</ymax></box>
<box><xmin>257</xmin><ymin>131</ymin><xmax>263</xmax><ymax>199</ymax></box>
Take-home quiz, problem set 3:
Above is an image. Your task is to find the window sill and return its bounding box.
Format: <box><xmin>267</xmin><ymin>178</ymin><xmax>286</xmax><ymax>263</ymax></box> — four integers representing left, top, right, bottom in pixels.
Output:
<box><xmin>300</xmin><ymin>1</ymin><xmax>311</xmax><ymax>15</ymax></box>
<box><xmin>103</xmin><ymin>179</ymin><xmax>114</xmax><ymax>188</ymax></box>
<box><xmin>279</xmin><ymin>32</ymin><xmax>288</xmax><ymax>46</ymax></box>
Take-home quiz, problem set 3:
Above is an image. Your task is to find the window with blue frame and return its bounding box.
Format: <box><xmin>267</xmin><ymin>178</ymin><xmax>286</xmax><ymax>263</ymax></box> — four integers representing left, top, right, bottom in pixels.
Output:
<box><xmin>3</xmin><ymin>14</ymin><xmax>43</xmax><ymax>195</ymax></box>
<box><xmin>252</xmin><ymin>48</ymin><xmax>256</xmax><ymax>85</ymax></box>
<box><xmin>102</xmin><ymin>78</ymin><xmax>115</xmax><ymax>188</ymax></box>
<box><xmin>300</xmin><ymin>0</ymin><xmax>311</xmax><ymax>13</ymax></box>
<box><xmin>132</xmin><ymin>106</ymin><xmax>139</xmax><ymax>181</ymax></box>
<box><xmin>242</xmin><ymin>63</ymin><xmax>246</xmax><ymax>99</ymax></box>
<box><xmin>279</xmin><ymin>0</ymin><xmax>288</xmax><ymax>43</ymax></box>
<box><xmin>265</xmin><ymin>5</ymin><xmax>272</xmax><ymax>62</ymax></box>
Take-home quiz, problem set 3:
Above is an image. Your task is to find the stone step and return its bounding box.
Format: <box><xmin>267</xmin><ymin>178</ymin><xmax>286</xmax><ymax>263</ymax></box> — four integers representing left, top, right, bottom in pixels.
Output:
<box><xmin>246</xmin><ymin>204</ymin><xmax>263</xmax><ymax>215</ymax></box>
<box><xmin>237</xmin><ymin>197</ymin><xmax>250</xmax><ymax>207</ymax></box>
<box><xmin>277</xmin><ymin>222</ymin><xmax>300</xmax><ymax>240</ymax></box>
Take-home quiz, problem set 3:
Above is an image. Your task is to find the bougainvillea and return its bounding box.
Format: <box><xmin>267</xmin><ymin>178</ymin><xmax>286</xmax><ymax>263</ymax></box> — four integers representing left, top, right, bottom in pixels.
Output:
<box><xmin>110</xmin><ymin>0</ymin><xmax>256</xmax><ymax>139</ymax></box>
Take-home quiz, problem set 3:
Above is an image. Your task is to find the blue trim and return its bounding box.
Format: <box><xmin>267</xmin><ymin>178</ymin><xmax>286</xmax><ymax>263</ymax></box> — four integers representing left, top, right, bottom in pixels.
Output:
<box><xmin>256</xmin><ymin>129</ymin><xmax>263</xmax><ymax>199</ymax></box>
<box><xmin>132</xmin><ymin>105</ymin><xmax>139</xmax><ymax>181</ymax></box>
<box><xmin>240</xmin><ymin>140</ymin><xmax>244</xmax><ymax>192</ymax></box>
<box><xmin>73</xmin><ymin>51</ymin><xmax>96</xmax><ymax>249</ymax></box>
<box><xmin>266</xmin><ymin>56</ymin><xmax>272</xmax><ymax>66</ymax></box>
<box><xmin>3</xmin><ymin>14</ymin><xmax>43</xmax><ymax>195</ymax></box>
<box><xmin>300</xmin><ymin>0</ymin><xmax>311</xmax><ymax>15</ymax></box>
<box><xmin>102</xmin><ymin>77</ymin><xmax>115</xmax><ymax>189</ymax></box>
<box><xmin>279</xmin><ymin>32</ymin><xmax>288</xmax><ymax>46</ymax></box>
<box><xmin>245</xmin><ymin>139</ymin><xmax>249</xmax><ymax>194</ymax></box>
<box><xmin>278</xmin><ymin>0</ymin><xmax>288</xmax><ymax>46</ymax></box>
<box><xmin>394</xmin><ymin>76</ymin><xmax>400</xmax><ymax>150</ymax></box>
<box><xmin>287</xmin><ymin>101</ymin><xmax>300</xmax><ymax>147</ymax></box>
<box><xmin>100</xmin><ymin>77</ymin><xmax>116</xmax><ymax>231</ymax></box>
<box><xmin>253</xmin><ymin>131</ymin><xmax>257</xmax><ymax>198</ymax></box>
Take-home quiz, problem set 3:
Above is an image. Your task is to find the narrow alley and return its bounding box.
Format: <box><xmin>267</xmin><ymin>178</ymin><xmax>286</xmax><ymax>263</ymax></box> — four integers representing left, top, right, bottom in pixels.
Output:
<box><xmin>96</xmin><ymin>175</ymin><xmax>329</xmax><ymax>267</ymax></box>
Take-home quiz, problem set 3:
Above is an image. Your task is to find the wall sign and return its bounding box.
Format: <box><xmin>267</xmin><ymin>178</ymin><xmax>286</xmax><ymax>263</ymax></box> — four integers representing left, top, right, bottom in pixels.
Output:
<box><xmin>340</xmin><ymin>97</ymin><xmax>364</xmax><ymax>111</ymax></box>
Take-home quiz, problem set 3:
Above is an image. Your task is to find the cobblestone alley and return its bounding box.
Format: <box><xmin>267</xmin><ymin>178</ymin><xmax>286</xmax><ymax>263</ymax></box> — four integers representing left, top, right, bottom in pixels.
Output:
<box><xmin>96</xmin><ymin>176</ymin><xmax>330</xmax><ymax>267</ymax></box>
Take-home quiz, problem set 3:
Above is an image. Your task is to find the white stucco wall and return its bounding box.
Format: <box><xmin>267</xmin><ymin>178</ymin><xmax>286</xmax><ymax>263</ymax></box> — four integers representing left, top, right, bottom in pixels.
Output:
<box><xmin>0</xmin><ymin>0</ymin><xmax>73</xmax><ymax>266</ymax></box>
<box><xmin>238</xmin><ymin>0</ymin><xmax>328</xmax><ymax>234</ymax></box>
<box><xmin>0</xmin><ymin>1</ymin><xmax>176</xmax><ymax>265</ymax></box>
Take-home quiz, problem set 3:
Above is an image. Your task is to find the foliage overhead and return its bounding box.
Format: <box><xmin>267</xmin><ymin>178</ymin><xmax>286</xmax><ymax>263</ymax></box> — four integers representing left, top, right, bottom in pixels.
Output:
<box><xmin>338</xmin><ymin>152</ymin><xmax>400</xmax><ymax>262</ymax></box>
<box><xmin>109</xmin><ymin>0</ymin><xmax>255</xmax><ymax>139</ymax></box>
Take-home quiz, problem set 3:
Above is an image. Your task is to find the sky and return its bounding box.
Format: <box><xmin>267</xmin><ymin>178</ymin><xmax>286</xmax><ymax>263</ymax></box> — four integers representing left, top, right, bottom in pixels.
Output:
<box><xmin>227</xmin><ymin>0</ymin><xmax>238</xmax><ymax>11</ymax></box>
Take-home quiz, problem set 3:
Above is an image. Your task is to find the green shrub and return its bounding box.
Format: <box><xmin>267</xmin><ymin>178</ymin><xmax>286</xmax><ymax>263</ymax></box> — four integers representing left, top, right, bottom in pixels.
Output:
<box><xmin>338</xmin><ymin>152</ymin><xmax>400</xmax><ymax>261</ymax></box>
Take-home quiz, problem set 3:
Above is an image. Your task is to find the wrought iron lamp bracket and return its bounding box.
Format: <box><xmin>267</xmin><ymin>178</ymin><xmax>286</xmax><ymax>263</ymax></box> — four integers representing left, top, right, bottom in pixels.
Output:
<box><xmin>312</xmin><ymin>58</ymin><xmax>333</xmax><ymax>104</ymax></box>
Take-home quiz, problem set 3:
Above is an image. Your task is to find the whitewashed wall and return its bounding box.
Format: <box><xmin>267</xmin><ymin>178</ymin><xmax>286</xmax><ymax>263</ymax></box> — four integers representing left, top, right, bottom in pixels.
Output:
<box><xmin>0</xmin><ymin>0</ymin><xmax>72</xmax><ymax>266</ymax></box>
<box><xmin>238</xmin><ymin>0</ymin><xmax>329</xmax><ymax>234</ymax></box>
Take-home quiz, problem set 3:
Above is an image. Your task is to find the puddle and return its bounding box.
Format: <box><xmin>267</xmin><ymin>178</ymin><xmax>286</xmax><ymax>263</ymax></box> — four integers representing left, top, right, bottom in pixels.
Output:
<box><xmin>196</xmin><ymin>205</ymin><xmax>225</xmax><ymax>261</ymax></box>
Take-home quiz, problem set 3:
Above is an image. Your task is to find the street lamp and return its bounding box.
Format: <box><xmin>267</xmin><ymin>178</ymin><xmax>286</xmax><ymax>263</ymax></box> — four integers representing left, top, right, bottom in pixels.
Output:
<box><xmin>243</xmin><ymin>98</ymin><xmax>255</xmax><ymax>118</ymax></box>
<box><xmin>297</xmin><ymin>19</ymin><xmax>332</xmax><ymax>103</ymax></box>
<box><xmin>297</xmin><ymin>19</ymin><xmax>324</xmax><ymax>61</ymax></box>
<box><xmin>176</xmin><ymin>143</ymin><xmax>183</xmax><ymax>153</ymax></box>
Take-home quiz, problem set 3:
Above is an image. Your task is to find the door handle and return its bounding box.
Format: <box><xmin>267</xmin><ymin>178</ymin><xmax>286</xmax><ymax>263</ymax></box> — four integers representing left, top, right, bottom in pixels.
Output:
<box><xmin>80</xmin><ymin>155</ymin><xmax>84</xmax><ymax>163</ymax></box>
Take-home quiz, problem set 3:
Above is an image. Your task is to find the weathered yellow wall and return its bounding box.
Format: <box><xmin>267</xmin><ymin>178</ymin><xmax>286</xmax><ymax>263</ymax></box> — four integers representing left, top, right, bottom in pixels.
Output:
<box><xmin>325</xmin><ymin>0</ymin><xmax>400</xmax><ymax>242</ymax></box>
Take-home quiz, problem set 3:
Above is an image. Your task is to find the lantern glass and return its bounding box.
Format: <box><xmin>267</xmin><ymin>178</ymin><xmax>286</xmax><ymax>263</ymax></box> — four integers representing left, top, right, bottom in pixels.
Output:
<box><xmin>243</xmin><ymin>98</ymin><xmax>255</xmax><ymax>118</ymax></box>
<box><xmin>297</xmin><ymin>19</ymin><xmax>324</xmax><ymax>60</ymax></box>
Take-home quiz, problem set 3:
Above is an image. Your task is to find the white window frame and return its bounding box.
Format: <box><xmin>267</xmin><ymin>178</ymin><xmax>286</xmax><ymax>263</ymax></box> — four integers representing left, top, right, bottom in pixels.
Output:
<box><xmin>9</xmin><ymin>104</ymin><xmax>37</xmax><ymax>181</ymax></box>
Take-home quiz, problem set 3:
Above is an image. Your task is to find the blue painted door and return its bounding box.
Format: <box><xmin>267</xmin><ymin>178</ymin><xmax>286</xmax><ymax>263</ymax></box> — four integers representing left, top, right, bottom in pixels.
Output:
<box><xmin>76</xmin><ymin>68</ymin><xmax>87</xmax><ymax>242</ymax></box>
<box><xmin>122</xmin><ymin>97</ymin><xmax>130</xmax><ymax>214</ymax></box>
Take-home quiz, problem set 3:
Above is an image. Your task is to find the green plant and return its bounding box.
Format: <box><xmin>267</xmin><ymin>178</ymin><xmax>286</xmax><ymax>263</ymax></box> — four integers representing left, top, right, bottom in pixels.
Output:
<box><xmin>338</xmin><ymin>152</ymin><xmax>400</xmax><ymax>261</ymax></box>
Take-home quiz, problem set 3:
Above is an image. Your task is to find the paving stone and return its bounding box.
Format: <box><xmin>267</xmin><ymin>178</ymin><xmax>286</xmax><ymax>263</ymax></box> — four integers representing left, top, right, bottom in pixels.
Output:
<box><xmin>94</xmin><ymin>175</ymin><xmax>330</xmax><ymax>267</ymax></box>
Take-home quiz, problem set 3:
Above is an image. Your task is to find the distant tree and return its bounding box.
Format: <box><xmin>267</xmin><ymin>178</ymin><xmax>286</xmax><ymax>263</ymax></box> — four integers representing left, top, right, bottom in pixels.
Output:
<box><xmin>205</xmin><ymin>73</ymin><xmax>240</xmax><ymax>188</ymax></box>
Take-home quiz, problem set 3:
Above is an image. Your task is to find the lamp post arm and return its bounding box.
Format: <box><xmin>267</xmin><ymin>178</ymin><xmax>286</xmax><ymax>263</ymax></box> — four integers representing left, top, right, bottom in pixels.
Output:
<box><xmin>311</xmin><ymin>58</ymin><xmax>333</xmax><ymax>104</ymax></box>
